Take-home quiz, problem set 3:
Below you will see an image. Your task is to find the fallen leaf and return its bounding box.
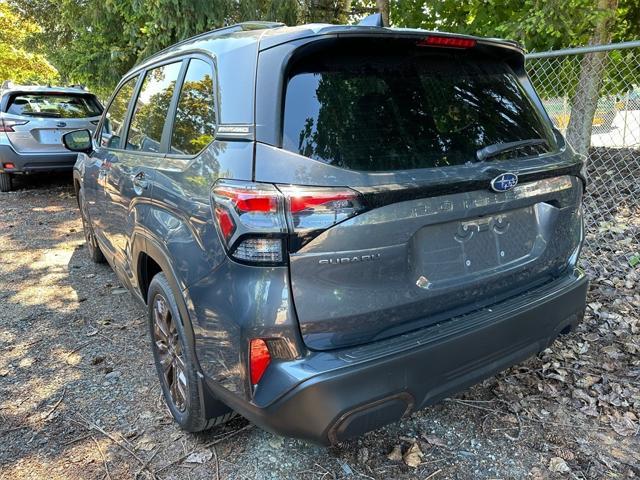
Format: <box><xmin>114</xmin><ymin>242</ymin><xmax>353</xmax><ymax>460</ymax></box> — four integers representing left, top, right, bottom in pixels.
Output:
<box><xmin>403</xmin><ymin>443</ymin><xmax>423</xmax><ymax>468</ymax></box>
<box><xmin>609</xmin><ymin>415</ymin><xmax>639</xmax><ymax>437</ymax></box>
<box><xmin>387</xmin><ymin>445</ymin><xmax>402</xmax><ymax>462</ymax></box>
<box><xmin>548</xmin><ymin>457</ymin><xmax>571</xmax><ymax>473</ymax></box>
<box><xmin>185</xmin><ymin>450</ymin><xmax>213</xmax><ymax>464</ymax></box>
<box><xmin>422</xmin><ymin>434</ymin><xmax>446</xmax><ymax>447</ymax></box>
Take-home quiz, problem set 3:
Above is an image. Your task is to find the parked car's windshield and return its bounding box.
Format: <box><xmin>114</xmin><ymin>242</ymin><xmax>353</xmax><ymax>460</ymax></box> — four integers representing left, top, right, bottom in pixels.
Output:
<box><xmin>283</xmin><ymin>46</ymin><xmax>555</xmax><ymax>171</ymax></box>
<box><xmin>6</xmin><ymin>92</ymin><xmax>102</xmax><ymax>119</ymax></box>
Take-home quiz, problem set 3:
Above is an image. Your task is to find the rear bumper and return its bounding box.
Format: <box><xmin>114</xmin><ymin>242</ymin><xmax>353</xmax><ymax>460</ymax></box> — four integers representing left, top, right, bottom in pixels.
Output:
<box><xmin>206</xmin><ymin>269</ymin><xmax>588</xmax><ymax>445</ymax></box>
<box><xmin>0</xmin><ymin>145</ymin><xmax>78</xmax><ymax>173</ymax></box>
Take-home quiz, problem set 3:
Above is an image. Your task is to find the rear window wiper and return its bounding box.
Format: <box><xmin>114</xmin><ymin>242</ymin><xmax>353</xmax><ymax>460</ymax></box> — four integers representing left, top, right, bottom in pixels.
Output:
<box><xmin>21</xmin><ymin>112</ymin><xmax>63</xmax><ymax>118</ymax></box>
<box><xmin>476</xmin><ymin>138</ymin><xmax>549</xmax><ymax>162</ymax></box>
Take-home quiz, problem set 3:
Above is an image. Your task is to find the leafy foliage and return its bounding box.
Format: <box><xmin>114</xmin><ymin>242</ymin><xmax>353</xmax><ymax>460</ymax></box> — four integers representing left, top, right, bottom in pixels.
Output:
<box><xmin>0</xmin><ymin>2</ymin><xmax>57</xmax><ymax>84</ymax></box>
<box><xmin>11</xmin><ymin>0</ymin><xmax>351</xmax><ymax>96</ymax></box>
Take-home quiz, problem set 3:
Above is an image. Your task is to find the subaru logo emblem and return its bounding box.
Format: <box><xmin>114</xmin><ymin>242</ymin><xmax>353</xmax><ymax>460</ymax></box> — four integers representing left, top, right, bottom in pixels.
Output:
<box><xmin>490</xmin><ymin>172</ymin><xmax>518</xmax><ymax>192</ymax></box>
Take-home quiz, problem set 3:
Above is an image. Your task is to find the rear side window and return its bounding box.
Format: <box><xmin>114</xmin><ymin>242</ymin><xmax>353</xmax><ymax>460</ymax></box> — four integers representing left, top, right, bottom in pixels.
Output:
<box><xmin>101</xmin><ymin>77</ymin><xmax>138</xmax><ymax>149</ymax></box>
<box><xmin>169</xmin><ymin>59</ymin><xmax>216</xmax><ymax>155</ymax></box>
<box><xmin>127</xmin><ymin>62</ymin><xmax>182</xmax><ymax>153</ymax></box>
<box><xmin>283</xmin><ymin>43</ymin><xmax>555</xmax><ymax>171</ymax></box>
<box><xmin>6</xmin><ymin>93</ymin><xmax>102</xmax><ymax>118</ymax></box>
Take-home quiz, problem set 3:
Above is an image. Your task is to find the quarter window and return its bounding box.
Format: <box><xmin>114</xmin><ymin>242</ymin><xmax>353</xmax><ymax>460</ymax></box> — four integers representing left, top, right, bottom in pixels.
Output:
<box><xmin>126</xmin><ymin>62</ymin><xmax>182</xmax><ymax>153</ymax></box>
<box><xmin>170</xmin><ymin>59</ymin><xmax>216</xmax><ymax>155</ymax></box>
<box><xmin>100</xmin><ymin>76</ymin><xmax>138</xmax><ymax>149</ymax></box>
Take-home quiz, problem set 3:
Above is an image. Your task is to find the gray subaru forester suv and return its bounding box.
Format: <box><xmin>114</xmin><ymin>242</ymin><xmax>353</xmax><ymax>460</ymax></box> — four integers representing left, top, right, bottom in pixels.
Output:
<box><xmin>63</xmin><ymin>21</ymin><xmax>588</xmax><ymax>445</ymax></box>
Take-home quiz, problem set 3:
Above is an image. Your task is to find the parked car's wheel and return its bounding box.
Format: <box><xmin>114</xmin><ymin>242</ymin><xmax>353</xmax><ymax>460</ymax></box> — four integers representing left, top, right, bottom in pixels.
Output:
<box><xmin>78</xmin><ymin>188</ymin><xmax>105</xmax><ymax>263</ymax></box>
<box><xmin>148</xmin><ymin>272</ymin><xmax>234</xmax><ymax>432</ymax></box>
<box><xmin>0</xmin><ymin>172</ymin><xmax>12</xmax><ymax>192</ymax></box>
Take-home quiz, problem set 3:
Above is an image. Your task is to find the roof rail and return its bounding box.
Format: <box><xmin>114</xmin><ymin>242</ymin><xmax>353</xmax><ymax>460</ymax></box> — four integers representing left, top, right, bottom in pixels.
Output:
<box><xmin>140</xmin><ymin>21</ymin><xmax>285</xmax><ymax>65</ymax></box>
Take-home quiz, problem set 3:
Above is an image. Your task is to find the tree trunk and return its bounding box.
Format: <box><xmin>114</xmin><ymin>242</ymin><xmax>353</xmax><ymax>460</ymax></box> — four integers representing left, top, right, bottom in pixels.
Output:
<box><xmin>376</xmin><ymin>0</ymin><xmax>389</xmax><ymax>26</ymax></box>
<box><xmin>565</xmin><ymin>0</ymin><xmax>618</xmax><ymax>156</ymax></box>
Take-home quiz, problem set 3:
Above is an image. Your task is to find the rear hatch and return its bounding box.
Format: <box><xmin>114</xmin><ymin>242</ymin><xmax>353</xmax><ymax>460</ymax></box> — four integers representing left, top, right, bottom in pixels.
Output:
<box><xmin>1</xmin><ymin>91</ymin><xmax>102</xmax><ymax>153</ymax></box>
<box><xmin>254</xmin><ymin>35</ymin><xmax>584</xmax><ymax>351</ymax></box>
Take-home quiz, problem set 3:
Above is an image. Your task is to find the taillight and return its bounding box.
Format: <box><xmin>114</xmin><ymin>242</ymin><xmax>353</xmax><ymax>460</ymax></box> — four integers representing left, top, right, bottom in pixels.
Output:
<box><xmin>249</xmin><ymin>339</ymin><xmax>271</xmax><ymax>385</ymax></box>
<box><xmin>277</xmin><ymin>185</ymin><xmax>364</xmax><ymax>234</ymax></box>
<box><xmin>0</xmin><ymin>119</ymin><xmax>29</xmax><ymax>132</ymax></box>
<box><xmin>211</xmin><ymin>180</ymin><xmax>287</xmax><ymax>264</ymax></box>
<box><xmin>417</xmin><ymin>35</ymin><xmax>477</xmax><ymax>49</ymax></box>
<box><xmin>211</xmin><ymin>180</ymin><xmax>365</xmax><ymax>264</ymax></box>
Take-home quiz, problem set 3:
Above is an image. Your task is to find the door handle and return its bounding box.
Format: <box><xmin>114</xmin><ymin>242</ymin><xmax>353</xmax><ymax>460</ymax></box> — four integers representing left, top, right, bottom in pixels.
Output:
<box><xmin>132</xmin><ymin>172</ymin><xmax>149</xmax><ymax>190</ymax></box>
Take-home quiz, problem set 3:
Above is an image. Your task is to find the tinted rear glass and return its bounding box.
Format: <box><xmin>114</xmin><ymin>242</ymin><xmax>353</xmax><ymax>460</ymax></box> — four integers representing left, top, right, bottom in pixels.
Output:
<box><xmin>6</xmin><ymin>93</ymin><xmax>102</xmax><ymax>118</ymax></box>
<box><xmin>283</xmin><ymin>44</ymin><xmax>555</xmax><ymax>171</ymax></box>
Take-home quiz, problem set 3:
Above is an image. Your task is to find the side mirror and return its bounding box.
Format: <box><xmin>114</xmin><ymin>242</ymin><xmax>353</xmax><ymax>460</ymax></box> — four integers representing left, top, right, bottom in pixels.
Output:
<box><xmin>63</xmin><ymin>129</ymin><xmax>93</xmax><ymax>154</ymax></box>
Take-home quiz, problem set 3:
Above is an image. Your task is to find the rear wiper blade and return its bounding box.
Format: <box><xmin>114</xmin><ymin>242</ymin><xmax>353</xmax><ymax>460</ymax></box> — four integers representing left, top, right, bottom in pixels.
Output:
<box><xmin>22</xmin><ymin>112</ymin><xmax>62</xmax><ymax>118</ymax></box>
<box><xmin>476</xmin><ymin>138</ymin><xmax>548</xmax><ymax>162</ymax></box>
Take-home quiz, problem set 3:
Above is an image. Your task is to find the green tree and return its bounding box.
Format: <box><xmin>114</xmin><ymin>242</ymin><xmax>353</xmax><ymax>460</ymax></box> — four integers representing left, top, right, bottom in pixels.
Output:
<box><xmin>0</xmin><ymin>2</ymin><xmax>57</xmax><ymax>84</ymax></box>
<box><xmin>12</xmin><ymin>0</ymin><xmax>351</xmax><ymax>96</ymax></box>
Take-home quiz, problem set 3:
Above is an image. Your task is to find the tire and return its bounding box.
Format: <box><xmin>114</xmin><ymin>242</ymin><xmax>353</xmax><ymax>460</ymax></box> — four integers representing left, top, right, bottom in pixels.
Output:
<box><xmin>0</xmin><ymin>172</ymin><xmax>12</xmax><ymax>192</ymax></box>
<box><xmin>147</xmin><ymin>272</ymin><xmax>234</xmax><ymax>432</ymax></box>
<box><xmin>78</xmin><ymin>188</ymin><xmax>105</xmax><ymax>263</ymax></box>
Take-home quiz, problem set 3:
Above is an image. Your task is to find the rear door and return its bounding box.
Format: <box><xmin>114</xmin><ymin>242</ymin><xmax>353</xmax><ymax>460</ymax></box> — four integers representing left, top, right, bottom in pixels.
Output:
<box><xmin>2</xmin><ymin>91</ymin><xmax>102</xmax><ymax>153</ymax></box>
<box><xmin>255</xmin><ymin>35</ymin><xmax>585</xmax><ymax>351</ymax></box>
<box><xmin>98</xmin><ymin>60</ymin><xmax>184</xmax><ymax>283</ymax></box>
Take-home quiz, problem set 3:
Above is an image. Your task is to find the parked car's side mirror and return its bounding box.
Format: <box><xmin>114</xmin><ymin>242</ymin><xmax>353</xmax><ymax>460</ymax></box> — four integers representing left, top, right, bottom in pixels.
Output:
<box><xmin>63</xmin><ymin>129</ymin><xmax>93</xmax><ymax>154</ymax></box>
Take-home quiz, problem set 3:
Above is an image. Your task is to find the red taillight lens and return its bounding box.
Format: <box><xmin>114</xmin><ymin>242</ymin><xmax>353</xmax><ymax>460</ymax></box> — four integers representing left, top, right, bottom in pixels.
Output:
<box><xmin>418</xmin><ymin>35</ymin><xmax>477</xmax><ymax>49</ymax></box>
<box><xmin>0</xmin><ymin>119</ymin><xmax>29</xmax><ymax>132</ymax></box>
<box><xmin>249</xmin><ymin>339</ymin><xmax>271</xmax><ymax>385</ymax></box>
<box><xmin>213</xmin><ymin>205</ymin><xmax>236</xmax><ymax>241</ymax></box>
<box><xmin>3</xmin><ymin>163</ymin><xmax>15</xmax><ymax>169</ymax></box>
<box><xmin>278</xmin><ymin>185</ymin><xmax>363</xmax><ymax>233</ymax></box>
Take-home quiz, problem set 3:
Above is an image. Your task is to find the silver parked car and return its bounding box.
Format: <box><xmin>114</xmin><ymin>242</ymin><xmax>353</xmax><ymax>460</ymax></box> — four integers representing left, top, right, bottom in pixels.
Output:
<box><xmin>0</xmin><ymin>84</ymin><xmax>102</xmax><ymax>191</ymax></box>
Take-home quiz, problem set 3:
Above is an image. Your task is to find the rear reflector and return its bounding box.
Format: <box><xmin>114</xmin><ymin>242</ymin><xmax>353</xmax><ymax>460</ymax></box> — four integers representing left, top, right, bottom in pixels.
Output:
<box><xmin>418</xmin><ymin>35</ymin><xmax>477</xmax><ymax>49</ymax></box>
<box><xmin>249</xmin><ymin>339</ymin><xmax>271</xmax><ymax>385</ymax></box>
<box><xmin>3</xmin><ymin>163</ymin><xmax>15</xmax><ymax>169</ymax></box>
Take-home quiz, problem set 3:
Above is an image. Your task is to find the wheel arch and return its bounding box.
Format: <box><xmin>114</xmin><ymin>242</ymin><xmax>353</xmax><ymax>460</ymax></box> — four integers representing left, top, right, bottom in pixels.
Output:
<box><xmin>133</xmin><ymin>232</ymin><xmax>207</xmax><ymax>369</ymax></box>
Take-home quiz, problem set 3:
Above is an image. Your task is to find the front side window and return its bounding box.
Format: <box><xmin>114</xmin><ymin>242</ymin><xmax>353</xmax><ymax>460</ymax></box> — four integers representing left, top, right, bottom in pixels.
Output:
<box><xmin>127</xmin><ymin>62</ymin><xmax>182</xmax><ymax>153</ymax></box>
<box><xmin>6</xmin><ymin>93</ymin><xmax>102</xmax><ymax>118</ymax></box>
<box><xmin>283</xmin><ymin>42</ymin><xmax>555</xmax><ymax>171</ymax></box>
<box><xmin>169</xmin><ymin>59</ymin><xmax>216</xmax><ymax>155</ymax></box>
<box><xmin>100</xmin><ymin>76</ymin><xmax>138</xmax><ymax>149</ymax></box>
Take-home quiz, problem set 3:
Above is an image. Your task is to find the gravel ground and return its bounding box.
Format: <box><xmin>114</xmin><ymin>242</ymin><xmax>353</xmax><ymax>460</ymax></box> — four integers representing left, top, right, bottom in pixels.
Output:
<box><xmin>1</xmin><ymin>174</ymin><xmax>638</xmax><ymax>480</ymax></box>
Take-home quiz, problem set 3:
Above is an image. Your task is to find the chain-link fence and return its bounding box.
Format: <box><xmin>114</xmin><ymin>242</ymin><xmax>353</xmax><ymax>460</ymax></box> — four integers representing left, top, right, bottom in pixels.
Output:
<box><xmin>526</xmin><ymin>41</ymin><xmax>640</xmax><ymax>275</ymax></box>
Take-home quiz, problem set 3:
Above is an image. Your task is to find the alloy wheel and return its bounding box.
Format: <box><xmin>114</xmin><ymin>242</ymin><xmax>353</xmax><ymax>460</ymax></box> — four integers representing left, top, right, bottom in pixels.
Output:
<box><xmin>152</xmin><ymin>295</ymin><xmax>189</xmax><ymax>412</ymax></box>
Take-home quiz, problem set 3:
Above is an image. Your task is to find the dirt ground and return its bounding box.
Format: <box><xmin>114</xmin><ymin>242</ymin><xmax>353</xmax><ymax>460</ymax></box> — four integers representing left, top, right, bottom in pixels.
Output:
<box><xmin>1</xmin><ymin>174</ymin><xmax>638</xmax><ymax>480</ymax></box>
